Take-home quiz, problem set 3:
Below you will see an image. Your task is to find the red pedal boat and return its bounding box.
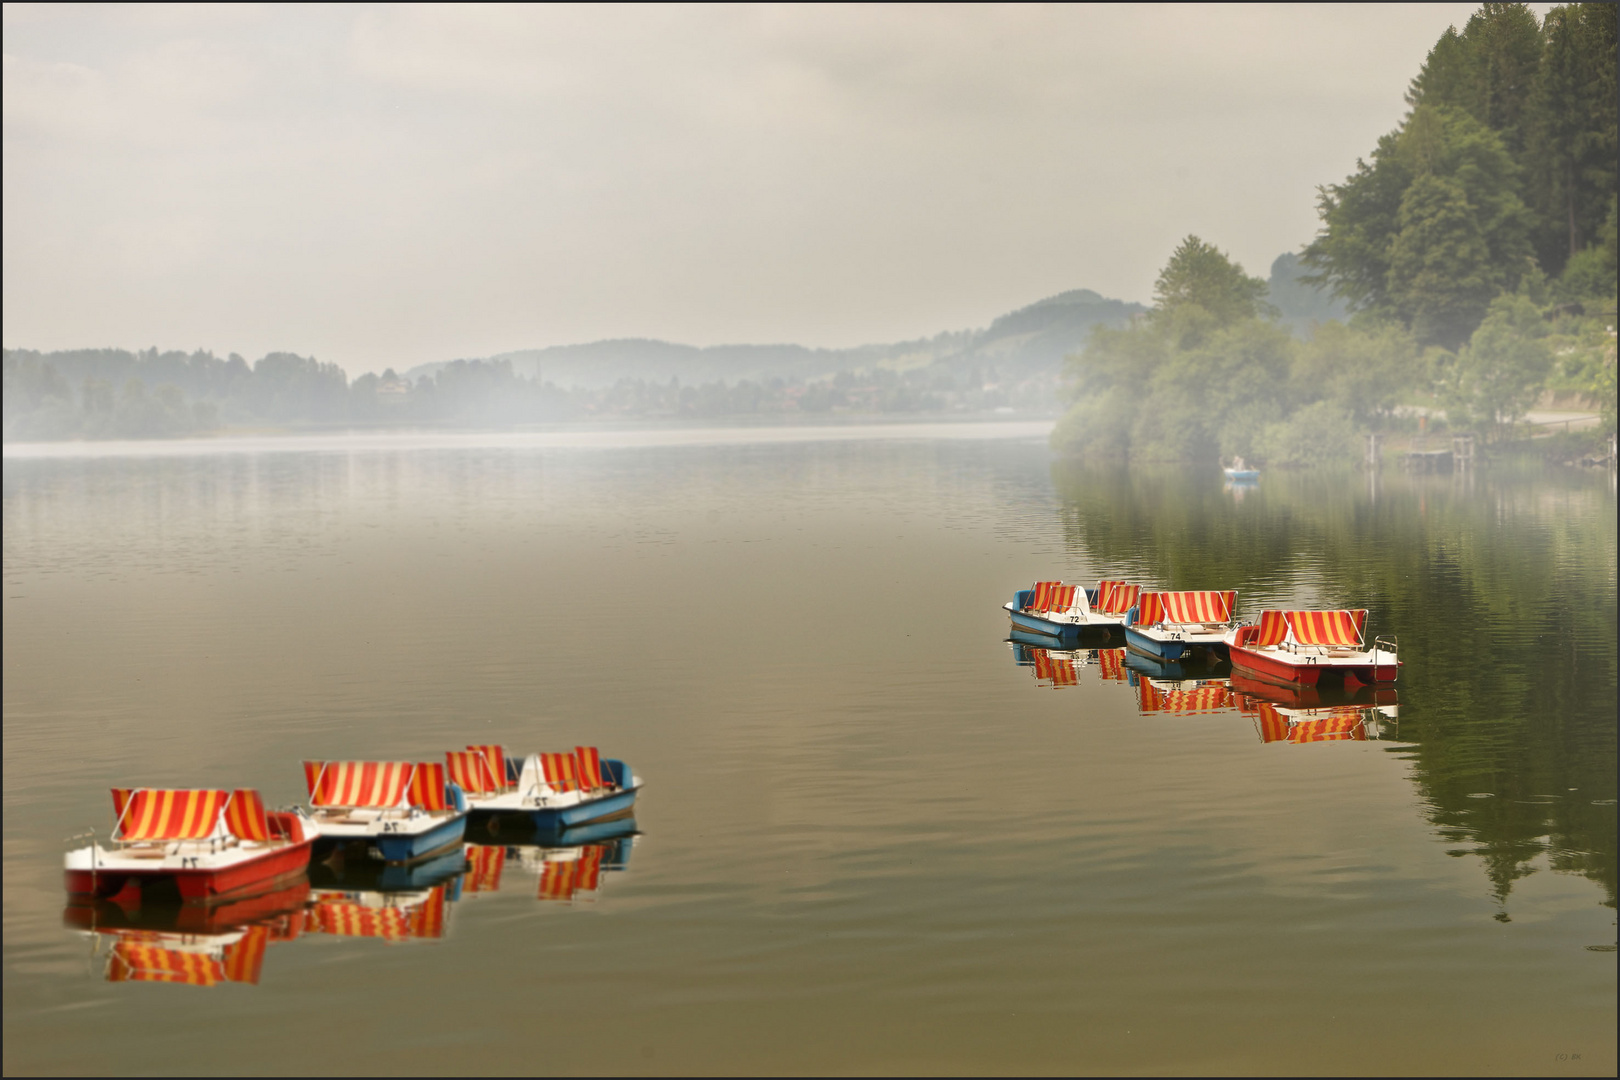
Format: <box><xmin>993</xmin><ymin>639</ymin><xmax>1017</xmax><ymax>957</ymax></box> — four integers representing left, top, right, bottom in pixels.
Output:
<box><xmin>1225</xmin><ymin>609</ymin><xmax>1399</xmax><ymax>687</ymax></box>
<box><xmin>65</xmin><ymin>788</ymin><xmax>313</xmax><ymax>904</ymax></box>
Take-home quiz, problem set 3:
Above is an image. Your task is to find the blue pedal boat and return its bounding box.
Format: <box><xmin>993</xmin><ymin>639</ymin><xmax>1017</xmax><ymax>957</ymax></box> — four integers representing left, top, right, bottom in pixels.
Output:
<box><xmin>1123</xmin><ymin>589</ymin><xmax>1239</xmax><ymax>663</ymax></box>
<box><xmin>1005</xmin><ymin>579</ymin><xmax>1142</xmax><ymax>639</ymax></box>
<box><xmin>298</xmin><ymin>760</ymin><xmax>469</xmax><ymax>865</ymax></box>
<box><xmin>448</xmin><ymin>745</ymin><xmax>641</xmax><ymax>831</ymax></box>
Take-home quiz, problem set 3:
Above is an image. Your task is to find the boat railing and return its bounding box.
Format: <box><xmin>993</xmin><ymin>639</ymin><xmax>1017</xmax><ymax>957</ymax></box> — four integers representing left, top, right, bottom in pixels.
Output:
<box><xmin>1375</xmin><ymin>633</ymin><xmax>1398</xmax><ymax>660</ymax></box>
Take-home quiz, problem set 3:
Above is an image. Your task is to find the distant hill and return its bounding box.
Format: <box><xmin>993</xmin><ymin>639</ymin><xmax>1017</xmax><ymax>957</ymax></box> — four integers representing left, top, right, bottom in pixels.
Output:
<box><xmin>1267</xmin><ymin>252</ymin><xmax>1348</xmax><ymax>337</ymax></box>
<box><xmin>406</xmin><ymin>288</ymin><xmax>1147</xmax><ymax>389</ymax></box>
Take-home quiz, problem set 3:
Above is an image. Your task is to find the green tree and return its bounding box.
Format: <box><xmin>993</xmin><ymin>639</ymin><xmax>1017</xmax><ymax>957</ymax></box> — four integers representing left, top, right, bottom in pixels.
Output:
<box><xmin>1525</xmin><ymin>3</ymin><xmax>1619</xmax><ymax>272</ymax></box>
<box><xmin>1309</xmin><ymin>104</ymin><xmax>1531</xmax><ymax>345</ymax></box>
<box><xmin>1293</xmin><ymin>320</ymin><xmax>1420</xmax><ymax>426</ymax></box>
<box><xmin>1152</xmin><ymin>236</ymin><xmax>1272</xmax><ymax>327</ymax></box>
<box><xmin>1386</xmin><ymin>173</ymin><xmax>1501</xmax><ymax>347</ymax></box>
<box><xmin>1445</xmin><ymin>292</ymin><xmax>1554</xmax><ymax>437</ymax></box>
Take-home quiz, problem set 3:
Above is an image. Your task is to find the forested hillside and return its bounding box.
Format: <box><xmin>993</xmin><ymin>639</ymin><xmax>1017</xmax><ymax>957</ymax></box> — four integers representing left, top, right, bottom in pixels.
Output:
<box><xmin>2</xmin><ymin>288</ymin><xmax>1147</xmax><ymax>439</ymax></box>
<box><xmin>1054</xmin><ymin>2</ymin><xmax>1616</xmax><ymax>464</ymax></box>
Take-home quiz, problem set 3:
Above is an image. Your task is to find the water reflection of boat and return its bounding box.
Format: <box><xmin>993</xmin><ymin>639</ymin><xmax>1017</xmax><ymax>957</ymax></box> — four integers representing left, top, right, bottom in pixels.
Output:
<box><xmin>305</xmin><ymin>881</ymin><xmax>454</xmax><ymax>943</ymax></box>
<box><xmin>1008</xmin><ymin>636</ymin><xmax>1094</xmax><ymax>689</ymax></box>
<box><xmin>64</xmin><ymin>879</ymin><xmax>310</xmax><ymax>988</ymax></box>
<box><xmin>64</xmin><ymin>787</ymin><xmax>313</xmax><ymax>905</ymax></box>
<box><xmin>1135</xmin><ymin>676</ymin><xmax>1234</xmax><ymax>715</ymax></box>
<box><xmin>1226</xmin><ymin>609</ymin><xmax>1400</xmax><ymax>686</ymax></box>
<box><xmin>1123</xmin><ymin>590</ymin><xmax>1239</xmax><ymax>661</ymax></box>
<box><xmin>1228</xmin><ymin>671</ymin><xmax>1397</xmax><ymax>710</ymax></box>
<box><xmin>307</xmin><ymin>842</ymin><xmax>468</xmax><ymax>893</ymax></box>
<box><xmin>464</xmin><ymin>817</ymin><xmax>637</xmax><ymax>904</ymax></box>
<box><xmin>1096</xmin><ymin>647</ymin><xmax>1128</xmax><ymax>682</ymax></box>
<box><xmin>1003</xmin><ymin>580</ymin><xmax>1141</xmax><ymax>638</ymax></box>
<box><xmin>1122</xmin><ymin>646</ymin><xmax>1231</xmax><ymax>683</ymax></box>
<box><xmin>1232</xmin><ymin>679</ymin><xmax>1398</xmax><ymax>744</ymax></box>
<box><xmin>447</xmin><ymin>745</ymin><xmax>641</xmax><ymax>830</ymax></box>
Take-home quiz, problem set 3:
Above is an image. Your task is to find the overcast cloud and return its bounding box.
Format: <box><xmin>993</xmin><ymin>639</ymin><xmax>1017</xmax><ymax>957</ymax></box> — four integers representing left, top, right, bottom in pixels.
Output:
<box><xmin>3</xmin><ymin>3</ymin><xmax>1527</xmax><ymax>374</ymax></box>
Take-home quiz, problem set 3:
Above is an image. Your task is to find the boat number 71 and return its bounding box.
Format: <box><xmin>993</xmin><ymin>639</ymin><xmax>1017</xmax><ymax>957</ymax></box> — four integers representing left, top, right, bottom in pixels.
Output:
<box><xmin>180</xmin><ymin>857</ymin><xmax>199</xmax><ymax>868</ymax></box>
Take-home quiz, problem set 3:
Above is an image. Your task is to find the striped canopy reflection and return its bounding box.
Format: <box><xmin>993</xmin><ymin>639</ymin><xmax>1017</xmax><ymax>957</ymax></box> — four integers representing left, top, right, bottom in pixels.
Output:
<box><xmin>538</xmin><ymin>846</ymin><xmax>605</xmax><ymax>902</ymax></box>
<box><xmin>1030</xmin><ymin>649</ymin><xmax>1079</xmax><ymax>688</ymax></box>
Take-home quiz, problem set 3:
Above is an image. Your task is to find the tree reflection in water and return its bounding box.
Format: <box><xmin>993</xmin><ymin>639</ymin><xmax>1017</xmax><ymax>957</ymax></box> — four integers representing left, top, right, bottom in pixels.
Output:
<box><xmin>1051</xmin><ymin>461</ymin><xmax>1617</xmax><ymax>913</ymax></box>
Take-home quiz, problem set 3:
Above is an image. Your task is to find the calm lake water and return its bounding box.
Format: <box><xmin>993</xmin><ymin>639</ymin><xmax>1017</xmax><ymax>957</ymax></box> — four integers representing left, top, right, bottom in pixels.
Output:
<box><xmin>3</xmin><ymin>425</ymin><xmax>1615</xmax><ymax>1076</ymax></box>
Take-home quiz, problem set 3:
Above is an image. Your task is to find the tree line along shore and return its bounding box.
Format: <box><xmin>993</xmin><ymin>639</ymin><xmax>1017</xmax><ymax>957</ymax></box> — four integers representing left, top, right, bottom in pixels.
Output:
<box><xmin>4</xmin><ymin>5</ymin><xmax>1614</xmax><ymax>463</ymax></box>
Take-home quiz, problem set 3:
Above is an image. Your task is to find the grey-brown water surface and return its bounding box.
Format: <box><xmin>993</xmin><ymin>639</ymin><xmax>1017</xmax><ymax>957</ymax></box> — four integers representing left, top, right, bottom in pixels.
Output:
<box><xmin>3</xmin><ymin>427</ymin><xmax>1615</xmax><ymax>1075</ymax></box>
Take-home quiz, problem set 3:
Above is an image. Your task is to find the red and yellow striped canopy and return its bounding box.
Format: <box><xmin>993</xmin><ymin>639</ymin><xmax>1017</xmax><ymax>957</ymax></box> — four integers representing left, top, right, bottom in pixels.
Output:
<box><xmin>223</xmin><ymin>789</ymin><xmax>271</xmax><ymax>842</ymax></box>
<box><xmin>1096</xmin><ymin>648</ymin><xmax>1127</xmax><ymax>682</ymax></box>
<box><xmin>1027</xmin><ymin>581</ymin><xmax>1060</xmax><ymax>611</ymax></box>
<box><xmin>302</xmin><ymin>761</ymin><xmax>412</xmax><ymax>809</ymax></box>
<box><xmin>575</xmin><ymin>746</ymin><xmax>611</xmax><ymax>792</ymax></box>
<box><xmin>1157</xmin><ymin>590</ymin><xmax>1236</xmax><ymax>625</ymax></box>
<box><xmin>540</xmin><ymin>752</ymin><xmax>579</xmax><ymax>792</ymax></box>
<box><xmin>408</xmin><ymin>761</ymin><xmax>450</xmax><ymax>811</ymax></box>
<box><xmin>1248</xmin><ymin>610</ymin><xmax>1290</xmax><ymax>647</ymax></box>
<box><xmin>111</xmin><ymin>789</ymin><xmax>228</xmax><ymax>842</ymax></box>
<box><xmin>1285</xmin><ymin>610</ymin><xmax>1366</xmax><ymax>647</ymax></box>
<box><xmin>1096</xmin><ymin>582</ymin><xmax>1140</xmax><ymax>616</ymax></box>
<box><xmin>468</xmin><ymin>745</ymin><xmax>508</xmax><ymax>790</ymax></box>
<box><xmin>446</xmin><ymin>750</ymin><xmax>499</xmax><ymax>795</ymax></box>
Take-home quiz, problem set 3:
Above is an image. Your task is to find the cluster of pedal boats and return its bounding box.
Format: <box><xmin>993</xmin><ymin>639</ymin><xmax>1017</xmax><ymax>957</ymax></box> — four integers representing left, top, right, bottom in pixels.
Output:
<box><xmin>1007</xmin><ymin>633</ymin><xmax>1400</xmax><ymax>745</ymax></box>
<box><xmin>1005</xmin><ymin>578</ymin><xmax>1400</xmax><ymax>687</ymax></box>
<box><xmin>64</xmin><ymin>744</ymin><xmax>639</xmax><ymax>907</ymax></box>
<box><xmin>65</xmin><ymin>820</ymin><xmax>638</xmax><ymax>988</ymax></box>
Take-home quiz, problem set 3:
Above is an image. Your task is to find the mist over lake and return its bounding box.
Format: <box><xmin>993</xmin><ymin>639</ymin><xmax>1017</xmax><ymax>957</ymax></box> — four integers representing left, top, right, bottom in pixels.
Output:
<box><xmin>4</xmin><ymin>4</ymin><xmax>1615</xmax><ymax>1076</ymax></box>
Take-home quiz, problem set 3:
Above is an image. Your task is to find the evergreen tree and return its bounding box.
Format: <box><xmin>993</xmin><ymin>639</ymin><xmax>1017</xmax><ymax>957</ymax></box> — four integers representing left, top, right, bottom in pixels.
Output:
<box><xmin>1525</xmin><ymin>4</ymin><xmax>1619</xmax><ymax>272</ymax></box>
<box><xmin>1151</xmin><ymin>236</ymin><xmax>1272</xmax><ymax>327</ymax></box>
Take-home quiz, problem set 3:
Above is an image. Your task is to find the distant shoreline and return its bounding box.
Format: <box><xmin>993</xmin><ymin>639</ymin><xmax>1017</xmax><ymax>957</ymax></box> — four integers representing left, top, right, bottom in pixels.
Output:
<box><xmin>1</xmin><ymin>417</ymin><xmax>1057</xmax><ymax>460</ymax></box>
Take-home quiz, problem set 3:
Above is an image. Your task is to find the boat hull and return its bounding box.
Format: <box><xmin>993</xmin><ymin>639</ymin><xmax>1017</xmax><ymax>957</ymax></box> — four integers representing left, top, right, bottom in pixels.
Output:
<box><xmin>369</xmin><ymin>814</ymin><xmax>469</xmax><ymax>864</ymax></box>
<box><xmin>64</xmin><ymin>839</ymin><xmax>315</xmax><ymax>905</ymax></box>
<box><xmin>469</xmin><ymin>780</ymin><xmax>638</xmax><ymax>835</ymax></box>
<box><xmin>1007</xmin><ymin>606</ymin><xmax>1083</xmax><ymax>639</ymax></box>
<box><xmin>1228</xmin><ymin>643</ymin><xmax>1400</xmax><ymax>687</ymax></box>
<box><xmin>1124</xmin><ymin>625</ymin><xmax>1227</xmax><ymax>662</ymax></box>
<box><xmin>471</xmin><ymin>812</ymin><xmax>639</xmax><ymax>848</ymax></box>
<box><xmin>528</xmin><ymin>786</ymin><xmax>640</xmax><ymax>829</ymax></box>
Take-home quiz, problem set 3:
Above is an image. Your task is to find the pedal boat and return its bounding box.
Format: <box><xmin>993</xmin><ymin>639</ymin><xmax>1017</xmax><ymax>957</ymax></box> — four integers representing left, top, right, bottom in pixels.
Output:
<box><xmin>448</xmin><ymin>744</ymin><xmax>640</xmax><ymax>829</ymax></box>
<box><xmin>298</xmin><ymin>760</ymin><xmax>468</xmax><ymax>864</ymax></box>
<box><xmin>1225</xmin><ymin>609</ymin><xmax>1400</xmax><ymax>687</ymax></box>
<box><xmin>1123</xmin><ymin>590</ymin><xmax>1238</xmax><ymax>662</ymax></box>
<box><xmin>64</xmin><ymin>788</ymin><xmax>312</xmax><ymax>904</ymax></box>
<box><xmin>1005</xmin><ymin>579</ymin><xmax>1141</xmax><ymax>638</ymax></box>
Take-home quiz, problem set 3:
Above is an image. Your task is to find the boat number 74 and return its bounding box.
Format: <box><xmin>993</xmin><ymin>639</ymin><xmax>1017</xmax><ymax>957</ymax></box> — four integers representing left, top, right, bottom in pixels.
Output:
<box><xmin>380</xmin><ymin>821</ymin><xmax>400</xmax><ymax>832</ymax></box>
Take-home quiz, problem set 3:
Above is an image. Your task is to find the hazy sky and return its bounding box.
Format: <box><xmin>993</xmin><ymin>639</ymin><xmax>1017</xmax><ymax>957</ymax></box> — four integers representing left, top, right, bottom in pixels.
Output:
<box><xmin>4</xmin><ymin>3</ymin><xmax>1531</xmax><ymax>374</ymax></box>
